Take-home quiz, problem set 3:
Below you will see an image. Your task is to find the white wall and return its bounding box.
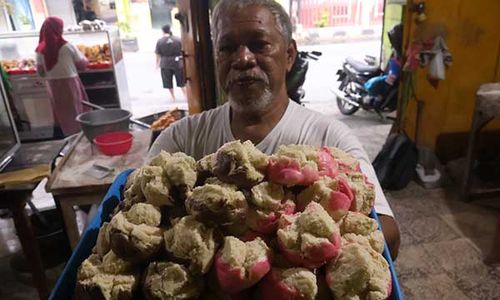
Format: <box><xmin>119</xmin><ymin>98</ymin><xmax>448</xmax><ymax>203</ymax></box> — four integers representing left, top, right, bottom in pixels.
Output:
<box><xmin>0</xmin><ymin>8</ymin><xmax>11</xmax><ymax>32</ymax></box>
<box><xmin>44</xmin><ymin>0</ymin><xmax>76</xmax><ymax>26</ymax></box>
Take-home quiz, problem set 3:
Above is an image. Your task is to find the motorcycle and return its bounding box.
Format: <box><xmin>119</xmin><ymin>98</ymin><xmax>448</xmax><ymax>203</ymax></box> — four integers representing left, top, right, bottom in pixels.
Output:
<box><xmin>332</xmin><ymin>24</ymin><xmax>403</xmax><ymax>116</ymax></box>
<box><xmin>286</xmin><ymin>50</ymin><xmax>322</xmax><ymax>104</ymax></box>
<box><xmin>332</xmin><ymin>56</ymin><xmax>399</xmax><ymax>116</ymax></box>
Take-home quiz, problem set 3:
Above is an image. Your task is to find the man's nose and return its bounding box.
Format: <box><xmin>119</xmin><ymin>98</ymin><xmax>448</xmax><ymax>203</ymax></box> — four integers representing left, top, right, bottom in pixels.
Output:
<box><xmin>231</xmin><ymin>45</ymin><xmax>256</xmax><ymax>69</ymax></box>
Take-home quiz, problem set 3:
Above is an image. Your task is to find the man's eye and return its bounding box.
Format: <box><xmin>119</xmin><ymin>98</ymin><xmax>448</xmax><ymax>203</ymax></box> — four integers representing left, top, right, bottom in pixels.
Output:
<box><xmin>250</xmin><ymin>41</ymin><xmax>272</xmax><ymax>52</ymax></box>
<box><xmin>218</xmin><ymin>45</ymin><xmax>235</xmax><ymax>53</ymax></box>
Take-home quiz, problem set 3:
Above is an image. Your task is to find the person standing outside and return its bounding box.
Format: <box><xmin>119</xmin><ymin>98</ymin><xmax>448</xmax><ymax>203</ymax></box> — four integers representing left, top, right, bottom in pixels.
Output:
<box><xmin>35</xmin><ymin>17</ymin><xmax>89</xmax><ymax>137</ymax></box>
<box><xmin>155</xmin><ymin>24</ymin><xmax>186</xmax><ymax>102</ymax></box>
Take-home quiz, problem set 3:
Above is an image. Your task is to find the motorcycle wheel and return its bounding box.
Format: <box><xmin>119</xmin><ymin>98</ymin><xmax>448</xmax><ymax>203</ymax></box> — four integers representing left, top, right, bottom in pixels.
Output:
<box><xmin>336</xmin><ymin>96</ymin><xmax>359</xmax><ymax>115</ymax></box>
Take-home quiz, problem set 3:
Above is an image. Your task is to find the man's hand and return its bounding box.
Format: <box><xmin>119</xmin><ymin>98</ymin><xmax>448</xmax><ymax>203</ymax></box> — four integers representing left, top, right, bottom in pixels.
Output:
<box><xmin>378</xmin><ymin>214</ymin><xmax>401</xmax><ymax>261</ymax></box>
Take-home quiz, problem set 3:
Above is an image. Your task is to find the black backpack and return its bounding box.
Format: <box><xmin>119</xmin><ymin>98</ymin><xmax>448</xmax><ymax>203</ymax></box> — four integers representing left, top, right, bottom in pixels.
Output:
<box><xmin>372</xmin><ymin>133</ymin><xmax>417</xmax><ymax>190</ymax></box>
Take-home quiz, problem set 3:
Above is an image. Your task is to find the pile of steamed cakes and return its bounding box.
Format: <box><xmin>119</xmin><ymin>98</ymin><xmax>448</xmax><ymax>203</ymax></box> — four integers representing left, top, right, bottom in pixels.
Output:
<box><xmin>76</xmin><ymin>141</ymin><xmax>391</xmax><ymax>300</ymax></box>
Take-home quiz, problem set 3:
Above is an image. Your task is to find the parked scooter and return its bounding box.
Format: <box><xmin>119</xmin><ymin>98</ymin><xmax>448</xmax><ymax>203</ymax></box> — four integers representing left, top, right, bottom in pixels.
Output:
<box><xmin>286</xmin><ymin>50</ymin><xmax>322</xmax><ymax>104</ymax></box>
<box><xmin>332</xmin><ymin>24</ymin><xmax>403</xmax><ymax>116</ymax></box>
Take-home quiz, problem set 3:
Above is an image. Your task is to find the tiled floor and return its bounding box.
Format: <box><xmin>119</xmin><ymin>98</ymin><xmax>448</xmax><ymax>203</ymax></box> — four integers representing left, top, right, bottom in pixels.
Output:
<box><xmin>1</xmin><ymin>106</ymin><xmax>499</xmax><ymax>299</ymax></box>
<box><xmin>388</xmin><ymin>183</ymin><xmax>500</xmax><ymax>300</ymax></box>
<box><xmin>0</xmin><ymin>181</ymin><xmax>85</xmax><ymax>299</ymax></box>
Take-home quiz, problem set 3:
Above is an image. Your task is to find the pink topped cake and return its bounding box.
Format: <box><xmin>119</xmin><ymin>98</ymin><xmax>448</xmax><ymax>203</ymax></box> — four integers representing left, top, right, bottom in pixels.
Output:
<box><xmin>277</xmin><ymin>202</ymin><xmax>341</xmax><ymax>269</ymax></box>
<box><xmin>214</xmin><ymin>236</ymin><xmax>272</xmax><ymax>293</ymax></box>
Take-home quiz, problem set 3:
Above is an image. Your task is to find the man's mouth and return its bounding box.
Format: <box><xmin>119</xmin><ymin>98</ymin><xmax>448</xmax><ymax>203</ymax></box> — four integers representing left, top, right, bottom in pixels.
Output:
<box><xmin>235</xmin><ymin>77</ymin><xmax>260</xmax><ymax>86</ymax></box>
<box><xmin>226</xmin><ymin>73</ymin><xmax>267</xmax><ymax>89</ymax></box>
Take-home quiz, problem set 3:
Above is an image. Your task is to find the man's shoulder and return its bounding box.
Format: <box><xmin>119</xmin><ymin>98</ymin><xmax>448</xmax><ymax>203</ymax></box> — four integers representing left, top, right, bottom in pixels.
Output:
<box><xmin>288</xmin><ymin>101</ymin><xmax>338</xmax><ymax>126</ymax></box>
<box><xmin>285</xmin><ymin>101</ymin><xmax>352</xmax><ymax>142</ymax></box>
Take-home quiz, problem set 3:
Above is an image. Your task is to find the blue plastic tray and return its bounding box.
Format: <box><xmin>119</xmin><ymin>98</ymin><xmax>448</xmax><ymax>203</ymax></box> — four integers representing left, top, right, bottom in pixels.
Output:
<box><xmin>50</xmin><ymin>170</ymin><xmax>403</xmax><ymax>299</ymax></box>
<box><xmin>50</xmin><ymin>169</ymin><xmax>133</xmax><ymax>300</ymax></box>
<box><xmin>371</xmin><ymin>210</ymin><xmax>404</xmax><ymax>300</ymax></box>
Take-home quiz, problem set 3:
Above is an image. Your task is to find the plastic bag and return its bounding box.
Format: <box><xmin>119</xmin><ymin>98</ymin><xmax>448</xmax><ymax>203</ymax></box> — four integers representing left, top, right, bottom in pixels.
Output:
<box><xmin>428</xmin><ymin>51</ymin><xmax>445</xmax><ymax>80</ymax></box>
<box><xmin>373</xmin><ymin>133</ymin><xmax>418</xmax><ymax>190</ymax></box>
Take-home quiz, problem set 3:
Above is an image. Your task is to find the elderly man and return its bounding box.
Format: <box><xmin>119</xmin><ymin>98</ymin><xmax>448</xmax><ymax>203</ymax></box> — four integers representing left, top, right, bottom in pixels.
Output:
<box><xmin>149</xmin><ymin>0</ymin><xmax>400</xmax><ymax>259</ymax></box>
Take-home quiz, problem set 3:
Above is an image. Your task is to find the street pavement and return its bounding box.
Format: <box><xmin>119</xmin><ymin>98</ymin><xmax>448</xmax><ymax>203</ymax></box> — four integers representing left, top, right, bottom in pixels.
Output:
<box><xmin>123</xmin><ymin>51</ymin><xmax>188</xmax><ymax>119</ymax></box>
<box><xmin>298</xmin><ymin>40</ymin><xmax>381</xmax><ymax>113</ymax></box>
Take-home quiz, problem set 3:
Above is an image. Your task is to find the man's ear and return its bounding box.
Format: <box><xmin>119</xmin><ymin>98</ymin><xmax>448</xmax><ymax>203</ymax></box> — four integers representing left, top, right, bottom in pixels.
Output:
<box><xmin>286</xmin><ymin>39</ymin><xmax>298</xmax><ymax>72</ymax></box>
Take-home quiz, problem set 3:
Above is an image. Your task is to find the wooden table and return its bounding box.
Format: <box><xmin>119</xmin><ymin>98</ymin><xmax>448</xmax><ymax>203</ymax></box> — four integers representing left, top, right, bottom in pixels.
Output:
<box><xmin>0</xmin><ymin>140</ymin><xmax>66</xmax><ymax>300</ymax></box>
<box><xmin>46</xmin><ymin>130</ymin><xmax>151</xmax><ymax>249</ymax></box>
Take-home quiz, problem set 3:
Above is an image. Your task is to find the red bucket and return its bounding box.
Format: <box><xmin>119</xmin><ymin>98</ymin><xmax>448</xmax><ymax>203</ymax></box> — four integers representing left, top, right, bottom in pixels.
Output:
<box><xmin>93</xmin><ymin>131</ymin><xmax>133</xmax><ymax>156</ymax></box>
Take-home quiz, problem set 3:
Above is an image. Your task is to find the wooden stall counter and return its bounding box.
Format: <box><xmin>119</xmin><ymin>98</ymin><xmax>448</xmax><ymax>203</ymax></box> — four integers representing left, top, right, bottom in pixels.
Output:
<box><xmin>0</xmin><ymin>140</ymin><xmax>67</xmax><ymax>300</ymax></box>
<box><xmin>46</xmin><ymin>130</ymin><xmax>151</xmax><ymax>249</ymax></box>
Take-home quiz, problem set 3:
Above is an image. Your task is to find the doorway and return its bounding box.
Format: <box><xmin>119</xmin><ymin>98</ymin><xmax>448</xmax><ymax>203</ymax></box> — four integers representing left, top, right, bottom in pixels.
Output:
<box><xmin>149</xmin><ymin>0</ymin><xmax>175</xmax><ymax>29</ymax></box>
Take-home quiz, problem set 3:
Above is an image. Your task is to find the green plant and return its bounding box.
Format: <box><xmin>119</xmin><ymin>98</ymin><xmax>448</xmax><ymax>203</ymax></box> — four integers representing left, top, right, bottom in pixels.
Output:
<box><xmin>118</xmin><ymin>21</ymin><xmax>137</xmax><ymax>39</ymax></box>
<box><xmin>117</xmin><ymin>21</ymin><xmax>131</xmax><ymax>33</ymax></box>
<box><xmin>116</xmin><ymin>0</ymin><xmax>136</xmax><ymax>38</ymax></box>
<box><xmin>19</xmin><ymin>14</ymin><xmax>30</xmax><ymax>25</ymax></box>
<box><xmin>0</xmin><ymin>0</ymin><xmax>14</xmax><ymax>14</ymax></box>
<box><xmin>314</xmin><ymin>10</ymin><xmax>330</xmax><ymax>28</ymax></box>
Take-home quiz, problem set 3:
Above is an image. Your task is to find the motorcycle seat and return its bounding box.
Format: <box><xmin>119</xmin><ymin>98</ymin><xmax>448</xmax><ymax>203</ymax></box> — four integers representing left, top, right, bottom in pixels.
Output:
<box><xmin>346</xmin><ymin>57</ymin><xmax>379</xmax><ymax>73</ymax></box>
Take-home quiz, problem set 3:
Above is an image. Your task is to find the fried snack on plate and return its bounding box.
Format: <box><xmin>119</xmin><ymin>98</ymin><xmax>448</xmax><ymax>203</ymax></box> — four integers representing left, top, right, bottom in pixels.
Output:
<box><xmin>150</xmin><ymin>111</ymin><xmax>178</xmax><ymax>130</ymax></box>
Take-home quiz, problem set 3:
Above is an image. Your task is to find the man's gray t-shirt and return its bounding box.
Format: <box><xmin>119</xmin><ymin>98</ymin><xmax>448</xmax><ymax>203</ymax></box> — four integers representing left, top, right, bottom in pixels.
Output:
<box><xmin>149</xmin><ymin>100</ymin><xmax>393</xmax><ymax>216</ymax></box>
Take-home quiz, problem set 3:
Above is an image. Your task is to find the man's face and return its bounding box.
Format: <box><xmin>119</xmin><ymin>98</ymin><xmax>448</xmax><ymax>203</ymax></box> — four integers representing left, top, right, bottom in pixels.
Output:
<box><xmin>214</xmin><ymin>5</ymin><xmax>295</xmax><ymax>113</ymax></box>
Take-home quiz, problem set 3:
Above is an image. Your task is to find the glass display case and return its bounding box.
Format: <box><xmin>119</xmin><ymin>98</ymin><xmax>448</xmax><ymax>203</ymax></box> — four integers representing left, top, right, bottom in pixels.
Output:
<box><xmin>0</xmin><ymin>76</ymin><xmax>20</xmax><ymax>171</ymax></box>
<box><xmin>0</xmin><ymin>27</ymin><xmax>129</xmax><ymax>141</ymax></box>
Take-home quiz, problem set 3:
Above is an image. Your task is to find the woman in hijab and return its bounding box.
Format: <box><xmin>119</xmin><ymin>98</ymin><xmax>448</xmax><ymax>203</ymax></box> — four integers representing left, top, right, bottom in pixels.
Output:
<box><xmin>35</xmin><ymin>17</ymin><xmax>89</xmax><ymax>136</ymax></box>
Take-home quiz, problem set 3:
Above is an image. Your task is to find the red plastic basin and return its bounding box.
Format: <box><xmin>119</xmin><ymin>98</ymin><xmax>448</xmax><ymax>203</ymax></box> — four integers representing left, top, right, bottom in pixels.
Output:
<box><xmin>93</xmin><ymin>131</ymin><xmax>133</xmax><ymax>156</ymax></box>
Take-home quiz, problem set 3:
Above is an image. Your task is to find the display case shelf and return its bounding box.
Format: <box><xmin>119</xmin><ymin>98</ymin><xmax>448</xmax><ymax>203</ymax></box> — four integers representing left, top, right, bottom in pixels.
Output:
<box><xmin>84</xmin><ymin>85</ymin><xmax>117</xmax><ymax>90</ymax></box>
<box><xmin>79</xmin><ymin>69</ymin><xmax>113</xmax><ymax>74</ymax></box>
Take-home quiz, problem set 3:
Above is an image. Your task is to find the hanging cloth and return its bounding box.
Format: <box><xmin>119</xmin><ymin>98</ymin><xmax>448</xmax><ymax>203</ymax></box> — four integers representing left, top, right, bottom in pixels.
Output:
<box><xmin>419</xmin><ymin>36</ymin><xmax>453</xmax><ymax>80</ymax></box>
